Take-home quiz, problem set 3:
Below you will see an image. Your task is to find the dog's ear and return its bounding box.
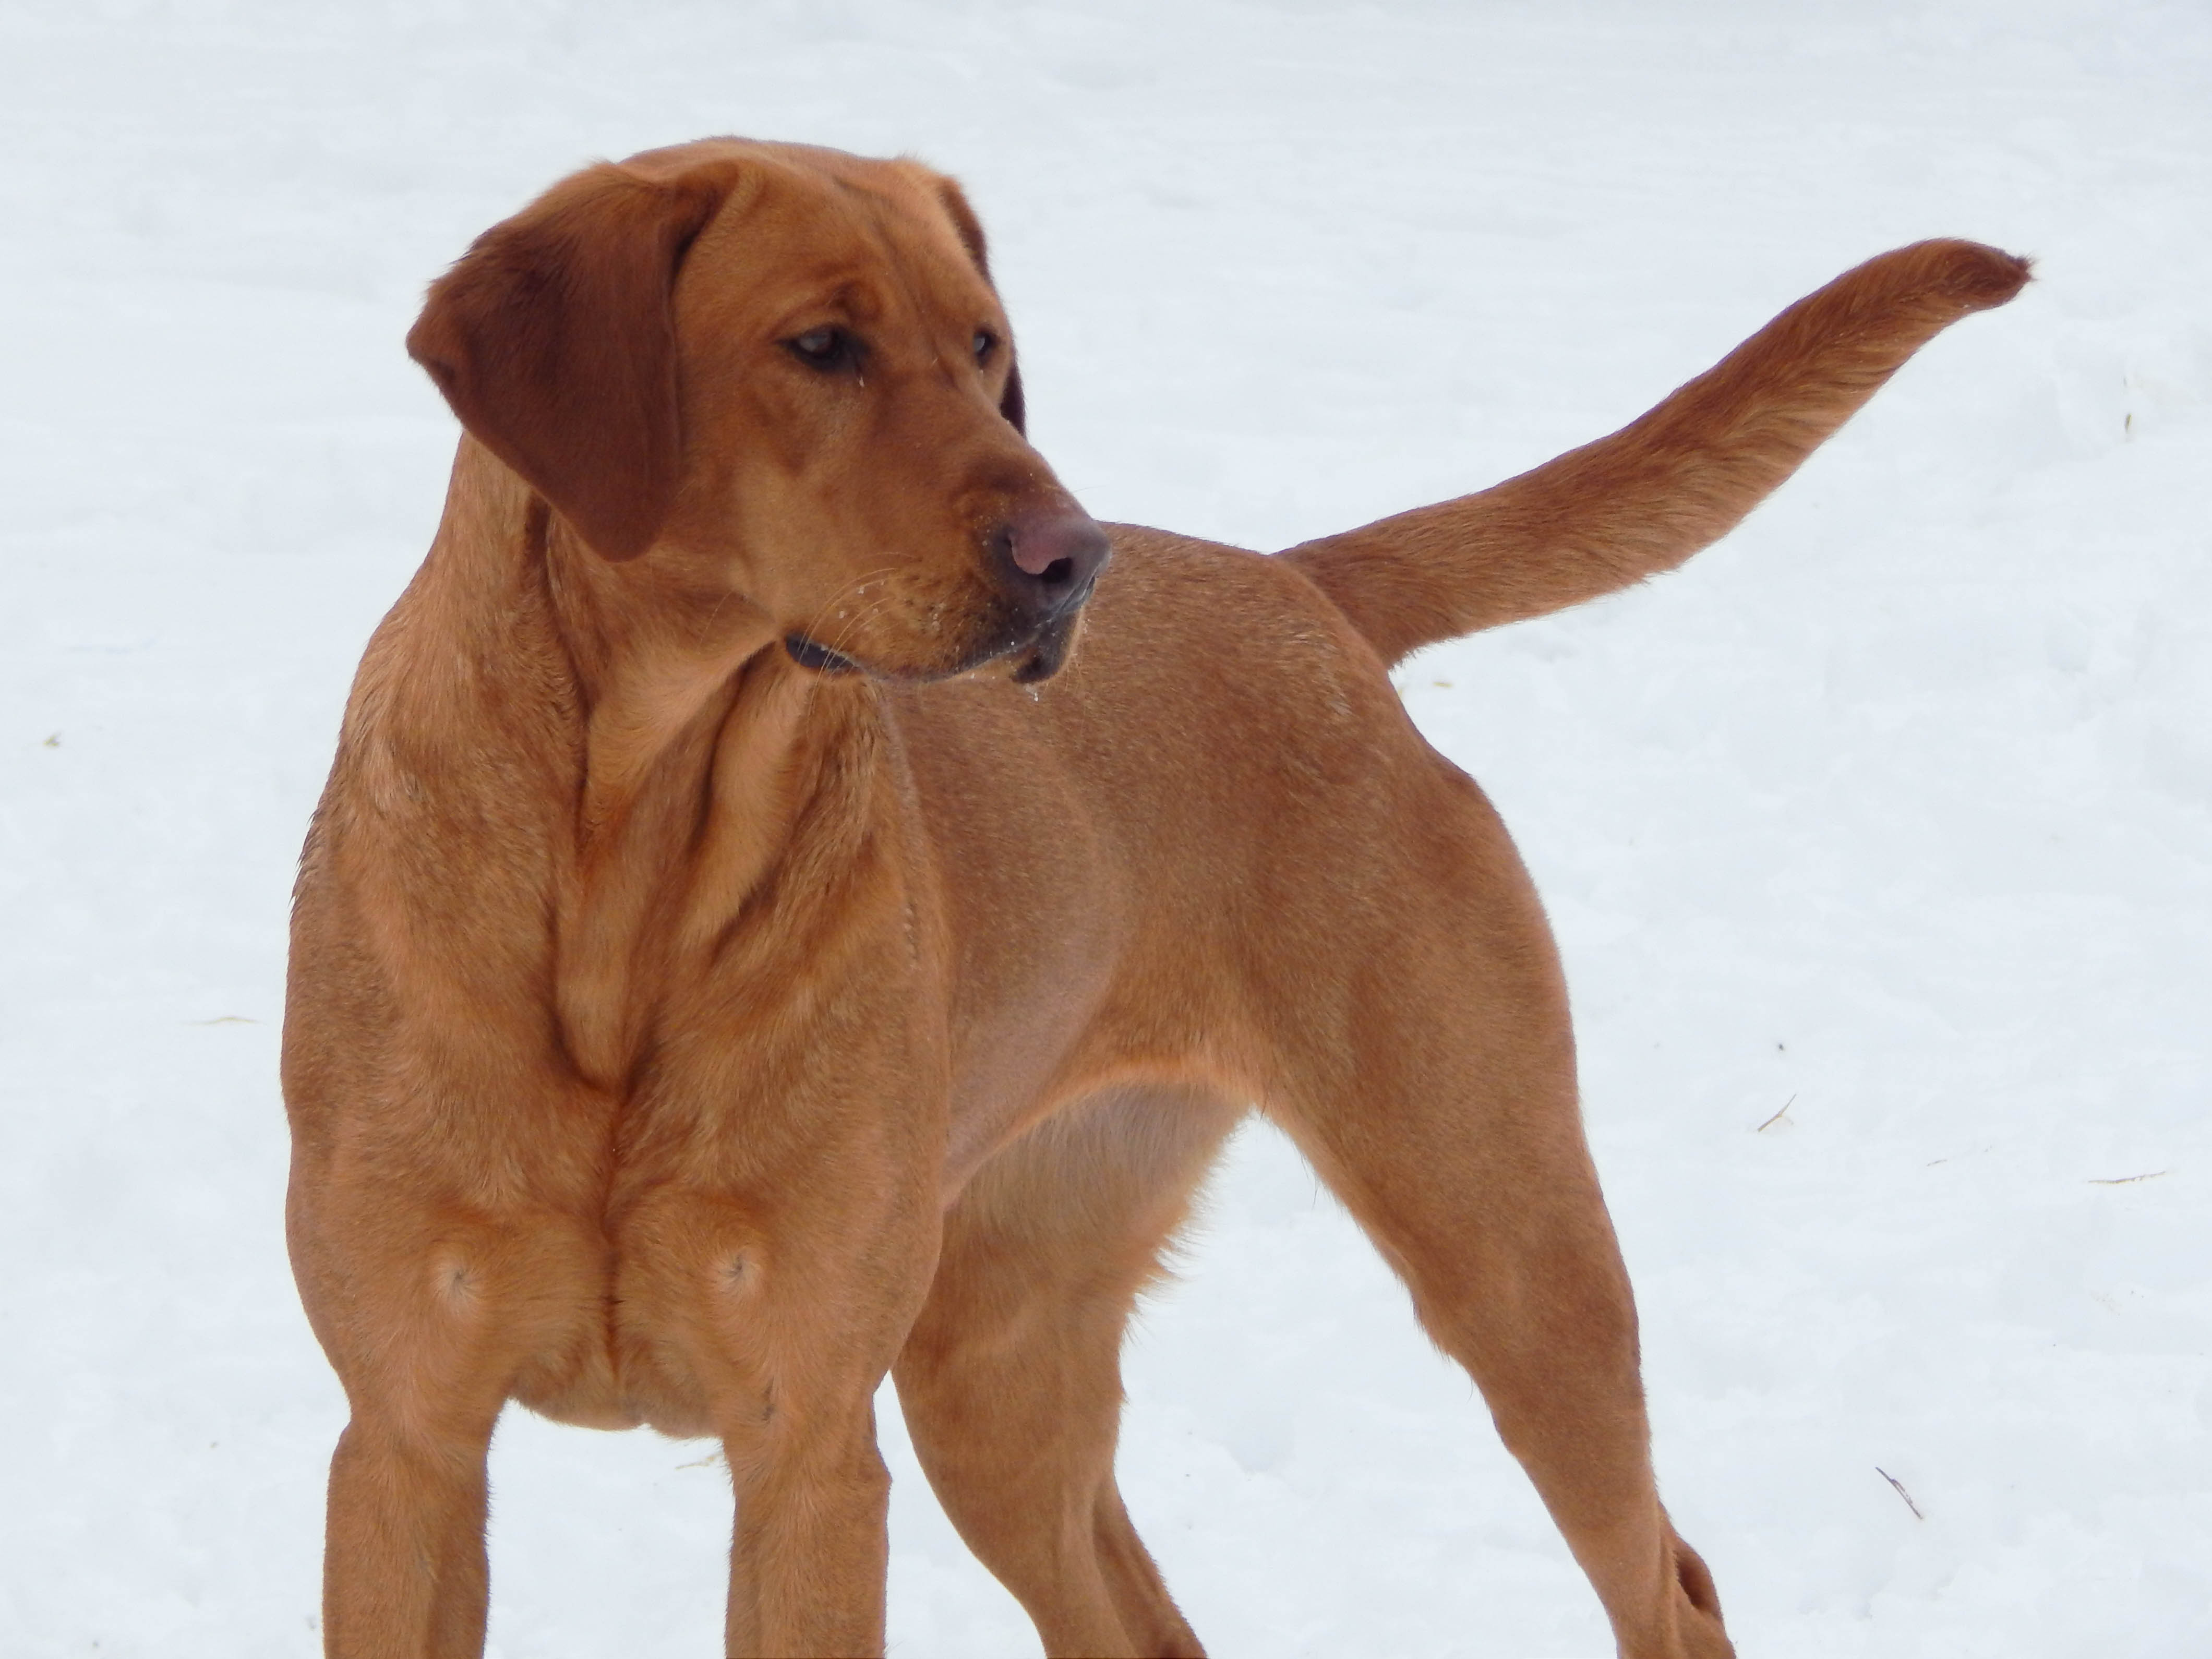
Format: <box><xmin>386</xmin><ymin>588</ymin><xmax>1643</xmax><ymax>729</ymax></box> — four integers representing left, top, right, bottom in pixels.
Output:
<box><xmin>934</xmin><ymin>181</ymin><xmax>1026</xmax><ymax>436</ymax></box>
<box><xmin>406</xmin><ymin>160</ymin><xmax>740</xmax><ymax>561</ymax></box>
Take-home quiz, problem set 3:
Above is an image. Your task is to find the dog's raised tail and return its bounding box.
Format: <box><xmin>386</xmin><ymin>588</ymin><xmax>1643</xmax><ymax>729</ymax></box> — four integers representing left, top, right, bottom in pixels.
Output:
<box><xmin>1282</xmin><ymin>239</ymin><xmax>2029</xmax><ymax>666</ymax></box>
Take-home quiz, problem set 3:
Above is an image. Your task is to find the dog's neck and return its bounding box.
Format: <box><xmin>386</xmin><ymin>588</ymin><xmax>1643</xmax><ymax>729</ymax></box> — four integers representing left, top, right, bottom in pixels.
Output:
<box><xmin>540</xmin><ymin>501</ymin><xmax>788</xmax><ymax>845</ymax></box>
<box><xmin>403</xmin><ymin>442</ymin><xmax>896</xmax><ymax>1092</ymax></box>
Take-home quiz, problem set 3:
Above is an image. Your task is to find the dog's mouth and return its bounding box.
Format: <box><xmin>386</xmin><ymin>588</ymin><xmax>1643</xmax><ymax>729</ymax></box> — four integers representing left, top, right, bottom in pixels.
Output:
<box><xmin>782</xmin><ymin>634</ymin><xmax>863</xmax><ymax>676</ymax></box>
<box><xmin>1007</xmin><ymin>605</ymin><xmax>1083</xmax><ymax>684</ymax></box>
<box><xmin>783</xmin><ymin>586</ymin><xmax>1095</xmax><ymax>687</ymax></box>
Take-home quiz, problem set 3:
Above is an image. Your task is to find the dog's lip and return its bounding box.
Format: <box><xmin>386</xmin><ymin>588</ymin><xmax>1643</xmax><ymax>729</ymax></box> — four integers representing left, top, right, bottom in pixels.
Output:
<box><xmin>784</xmin><ymin>578</ymin><xmax>1099</xmax><ymax>686</ymax></box>
<box><xmin>783</xmin><ymin>634</ymin><xmax>863</xmax><ymax>675</ymax></box>
<box><xmin>1008</xmin><ymin>589</ymin><xmax>1093</xmax><ymax>684</ymax></box>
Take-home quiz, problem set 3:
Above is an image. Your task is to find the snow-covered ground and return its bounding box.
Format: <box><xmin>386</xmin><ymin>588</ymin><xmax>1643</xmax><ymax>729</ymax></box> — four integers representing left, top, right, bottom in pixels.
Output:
<box><xmin>3</xmin><ymin>2</ymin><xmax>2207</xmax><ymax>1654</ymax></box>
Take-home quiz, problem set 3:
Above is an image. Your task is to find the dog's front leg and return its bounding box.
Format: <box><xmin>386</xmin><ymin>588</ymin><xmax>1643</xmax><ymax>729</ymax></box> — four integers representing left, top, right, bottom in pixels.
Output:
<box><xmin>297</xmin><ymin>1182</ymin><xmax>614</xmax><ymax>1659</ymax></box>
<box><xmin>323</xmin><ymin>1407</ymin><xmax>497</xmax><ymax>1659</ymax></box>
<box><xmin>723</xmin><ymin>1388</ymin><xmax>897</xmax><ymax>1657</ymax></box>
<box><xmin>667</xmin><ymin>1209</ymin><xmax>932</xmax><ymax>1659</ymax></box>
<box><xmin>615</xmin><ymin>1131</ymin><xmax>943</xmax><ymax>1659</ymax></box>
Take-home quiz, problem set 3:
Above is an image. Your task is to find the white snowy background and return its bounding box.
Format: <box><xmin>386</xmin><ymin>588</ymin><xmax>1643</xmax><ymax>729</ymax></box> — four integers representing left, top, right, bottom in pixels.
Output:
<box><xmin>3</xmin><ymin>2</ymin><xmax>2206</xmax><ymax>1654</ymax></box>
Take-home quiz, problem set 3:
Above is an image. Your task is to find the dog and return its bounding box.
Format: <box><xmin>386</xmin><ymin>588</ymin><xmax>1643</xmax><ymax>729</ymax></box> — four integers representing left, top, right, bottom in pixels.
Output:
<box><xmin>282</xmin><ymin>136</ymin><xmax>2026</xmax><ymax>1657</ymax></box>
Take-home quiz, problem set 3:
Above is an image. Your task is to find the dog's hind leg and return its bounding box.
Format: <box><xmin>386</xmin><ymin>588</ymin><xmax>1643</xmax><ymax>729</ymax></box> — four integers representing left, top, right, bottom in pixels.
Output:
<box><xmin>1258</xmin><ymin>805</ymin><xmax>1733</xmax><ymax>1659</ymax></box>
<box><xmin>894</xmin><ymin>1085</ymin><xmax>1241</xmax><ymax>1658</ymax></box>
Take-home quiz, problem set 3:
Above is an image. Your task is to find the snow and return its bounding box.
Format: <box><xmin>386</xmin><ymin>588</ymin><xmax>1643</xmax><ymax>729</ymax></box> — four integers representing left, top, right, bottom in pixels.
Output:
<box><xmin>3</xmin><ymin>1</ymin><xmax>2207</xmax><ymax>1654</ymax></box>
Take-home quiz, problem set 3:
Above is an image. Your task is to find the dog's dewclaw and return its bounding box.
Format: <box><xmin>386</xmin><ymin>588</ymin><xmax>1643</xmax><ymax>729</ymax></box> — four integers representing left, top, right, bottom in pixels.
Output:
<box><xmin>1284</xmin><ymin>238</ymin><xmax>2032</xmax><ymax>665</ymax></box>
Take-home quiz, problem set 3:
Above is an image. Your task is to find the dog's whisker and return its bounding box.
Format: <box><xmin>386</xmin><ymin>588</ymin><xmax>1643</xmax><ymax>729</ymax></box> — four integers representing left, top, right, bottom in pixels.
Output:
<box><xmin>791</xmin><ymin>562</ymin><xmax>904</xmax><ymax>669</ymax></box>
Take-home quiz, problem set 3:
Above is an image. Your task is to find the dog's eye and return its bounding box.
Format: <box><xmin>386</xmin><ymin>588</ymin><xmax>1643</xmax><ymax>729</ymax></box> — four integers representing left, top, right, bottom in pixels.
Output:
<box><xmin>785</xmin><ymin>327</ymin><xmax>857</xmax><ymax>371</ymax></box>
<box><xmin>972</xmin><ymin>330</ymin><xmax>998</xmax><ymax>365</ymax></box>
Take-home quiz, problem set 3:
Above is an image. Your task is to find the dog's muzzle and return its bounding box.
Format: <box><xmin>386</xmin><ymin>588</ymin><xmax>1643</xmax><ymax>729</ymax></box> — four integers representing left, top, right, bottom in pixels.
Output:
<box><xmin>993</xmin><ymin>510</ymin><xmax>1110</xmax><ymax>622</ymax></box>
<box><xmin>993</xmin><ymin>508</ymin><xmax>1110</xmax><ymax>684</ymax></box>
<box><xmin>1008</xmin><ymin>584</ymin><xmax>1096</xmax><ymax>683</ymax></box>
<box><xmin>783</xmin><ymin>509</ymin><xmax>1111</xmax><ymax>685</ymax></box>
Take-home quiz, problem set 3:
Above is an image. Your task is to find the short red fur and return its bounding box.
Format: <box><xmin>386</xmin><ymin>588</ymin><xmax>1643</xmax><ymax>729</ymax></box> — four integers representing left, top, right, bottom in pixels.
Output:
<box><xmin>284</xmin><ymin>137</ymin><xmax>2026</xmax><ymax>1657</ymax></box>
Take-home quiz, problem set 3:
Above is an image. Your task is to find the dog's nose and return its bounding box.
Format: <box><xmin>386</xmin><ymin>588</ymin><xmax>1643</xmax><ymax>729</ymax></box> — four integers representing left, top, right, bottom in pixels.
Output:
<box><xmin>992</xmin><ymin>509</ymin><xmax>1111</xmax><ymax>622</ymax></box>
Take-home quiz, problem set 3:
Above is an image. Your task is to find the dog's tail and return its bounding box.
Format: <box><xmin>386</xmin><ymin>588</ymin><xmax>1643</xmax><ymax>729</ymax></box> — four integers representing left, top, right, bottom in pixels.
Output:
<box><xmin>1281</xmin><ymin>239</ymin><xmax>2030</xmax><ymax>667</ymax></box>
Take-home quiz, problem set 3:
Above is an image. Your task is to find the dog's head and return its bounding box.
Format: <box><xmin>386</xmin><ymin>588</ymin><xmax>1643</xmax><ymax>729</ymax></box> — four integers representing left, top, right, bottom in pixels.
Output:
<box><xmin>406</xmin><ymin>139</ymin><xmax>1107</xmax><ymax>684</ymax></box>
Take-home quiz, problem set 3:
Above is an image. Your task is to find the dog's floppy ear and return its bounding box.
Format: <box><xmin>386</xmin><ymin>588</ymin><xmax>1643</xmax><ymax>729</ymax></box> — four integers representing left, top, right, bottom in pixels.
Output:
<box><xmin>406</xmin><ymin>160</ymin><xmax>740</xmax><ymax>562</ymax></box>
<box><xmin>934</xmin><ymin>181</ymin><xmax>1025</xmax><ymax>436</ymax></box>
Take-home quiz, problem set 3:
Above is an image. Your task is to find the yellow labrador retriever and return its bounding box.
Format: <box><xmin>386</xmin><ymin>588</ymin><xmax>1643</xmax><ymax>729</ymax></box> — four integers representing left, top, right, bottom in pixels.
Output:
<box><xmin>283</xmin><ymin>136</ymin><xmax>2026</xmax><ymax>1656</ymax></box>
